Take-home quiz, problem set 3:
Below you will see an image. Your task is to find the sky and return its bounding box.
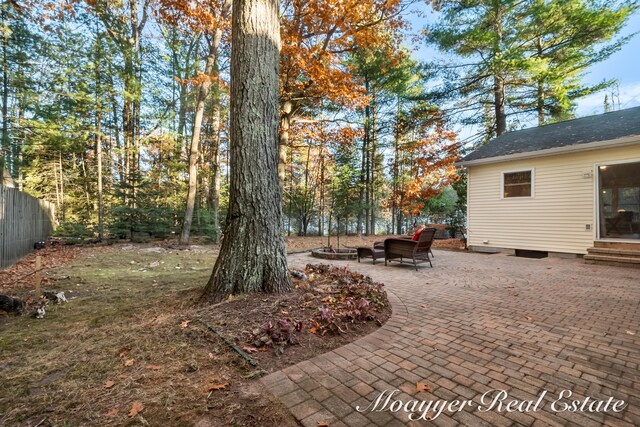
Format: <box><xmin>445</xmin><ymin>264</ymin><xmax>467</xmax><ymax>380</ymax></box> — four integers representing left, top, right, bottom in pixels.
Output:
<box><xmin>574</xmin><ymin>13</ymin><xmax>640</xmax><ymax>116</ymax></box>
<box><xmin>406</xmin><ymin>6</ymin><xmax>640</xmax><ymax>124</ymax></box>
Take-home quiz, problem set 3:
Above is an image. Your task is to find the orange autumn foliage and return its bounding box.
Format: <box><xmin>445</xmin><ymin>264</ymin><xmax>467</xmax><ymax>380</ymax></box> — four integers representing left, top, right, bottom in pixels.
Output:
<box><xmin>157</xmin><ymin>0</ymin><xmax>230</xmax><ymax>35</ymax></box>
<box><xmin>156</xmin><ymin>0</ymin><xmax>231</xmax><ymax>87</ymax></box>
<box><xmin>280</xmin><ymin>0</ymin><xmax>407</xmax><ymax>115</ymax></box>
<box><xmin>290</xmin><ymin>120</ymin><xmax>363</xmax><ymax>150</ymax></box>
<box><xmin>389</xmin><ymin>111</ymin><xmax>460</xmax><ymax>217</ymax></box>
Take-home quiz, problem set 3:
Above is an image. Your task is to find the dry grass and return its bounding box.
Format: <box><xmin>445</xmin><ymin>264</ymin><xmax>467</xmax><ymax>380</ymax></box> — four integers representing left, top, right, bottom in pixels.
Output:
<box><xmin>0</xmin><ymin>245</ymin><xmax>295</xmax><ymax>426</ymax></box>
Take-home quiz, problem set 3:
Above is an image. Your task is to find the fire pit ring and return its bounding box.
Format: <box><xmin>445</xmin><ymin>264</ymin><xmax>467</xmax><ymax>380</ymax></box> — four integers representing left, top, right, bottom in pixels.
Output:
<box><xmin>311</xmin><ymin>247</ymin><xmax>358</xmax><ymax>260</ymax></box>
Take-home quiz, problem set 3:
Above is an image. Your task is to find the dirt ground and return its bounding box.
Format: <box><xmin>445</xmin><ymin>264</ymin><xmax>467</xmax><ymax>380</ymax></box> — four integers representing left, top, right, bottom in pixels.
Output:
<box><xmin>0</xmin><ymin>239</ymin><xmax>400</xmax><ymax>426</ymax></box>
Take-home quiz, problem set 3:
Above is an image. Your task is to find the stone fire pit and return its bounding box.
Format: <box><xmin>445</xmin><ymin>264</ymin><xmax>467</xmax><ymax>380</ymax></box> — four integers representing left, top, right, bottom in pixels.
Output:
<box><xmin>311</xmin><ymin>247</ymin><xmax>358</xmax><ymax>260</ymax></box>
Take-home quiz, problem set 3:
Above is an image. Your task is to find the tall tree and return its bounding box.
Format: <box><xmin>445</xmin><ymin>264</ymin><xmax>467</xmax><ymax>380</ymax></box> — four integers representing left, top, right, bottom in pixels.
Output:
<box><xmin>203</xmin><ymin>0</ymin><xmax>291</xmax><ymax>302</ymax></box>
<box><xmin>427</xmin><ymin>0</ymin><xmax>637</xmax><ymax>140</ymax></box>
<box><xmin>388</xmin><ymin>106</ymin><xmax>459</xmax><ymax>221</ymax></box>
<box><xmin>428</xmin><ymin>0</ymin><xmax>520</xmax><ymax>139</ymax></box>
<box><xmin>350</xmin><ymin>45</ymin><xmax>421</xmax><ymax>235</ymax></box>
<box><xmin>512</xmin><ymin>0</ymin><xmax>637</xmax><ymax>124</ymax></box>
<box><xmin>87</xmin><ymin>0</ymin><xmax>151</xmax><ymax>207</ymax></box>
<box><xmin>158</xmin><ymin>0</ymin><xmax>232</xmax><ymax>244</ymax></box>
<box><xmin>277</xmin><ymin>0</ymin><xmax>407</xmax><ymax>183</ymax></box>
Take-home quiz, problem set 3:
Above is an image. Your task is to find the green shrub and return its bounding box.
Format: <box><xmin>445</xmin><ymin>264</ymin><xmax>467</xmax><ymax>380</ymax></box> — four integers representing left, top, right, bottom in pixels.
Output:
<box><xmin>52</xmin><ymin>222</ymin><xmax>94</xmax><ymax>238</ymax></box>
<box><xmin>107</xmin><ymin>206</ymin><xmax>178</xmax><ymax>239</ymax></box>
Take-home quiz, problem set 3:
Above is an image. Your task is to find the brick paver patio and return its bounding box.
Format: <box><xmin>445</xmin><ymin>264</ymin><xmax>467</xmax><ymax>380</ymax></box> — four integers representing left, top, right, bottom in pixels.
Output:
<box><xmin>261</xmin><ymin>250</ymin><xmax>640</xmax><ymax>426</ymax></box>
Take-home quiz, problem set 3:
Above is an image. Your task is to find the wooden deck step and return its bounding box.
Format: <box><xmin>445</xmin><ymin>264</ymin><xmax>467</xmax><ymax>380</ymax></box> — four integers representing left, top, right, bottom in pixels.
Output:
<box><xmin>593</xmin><ymin>241</ymin><xmax>640</xmax><ymax>250</ymax></box>
<box><xmin>584</xmin><ymin>254</ymin><xmax>640</xmax><ymax>268</ymax></box>
<box><xmin>586</xmin><ymin>247</ymin><xmax>640</xmax><ymax>257</ymax></box>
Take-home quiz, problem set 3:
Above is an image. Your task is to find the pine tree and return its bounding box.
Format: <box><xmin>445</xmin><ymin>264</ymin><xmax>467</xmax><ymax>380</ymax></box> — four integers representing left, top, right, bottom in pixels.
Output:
<box><xmin>427</xmin><ymin>0</ymin><xmax>521</xmax><ymax>138</ymax></box>
<box><xmin>512</xmin><ymin>0</ymin><xmax>637</xmax><ymax>124</ymax></box>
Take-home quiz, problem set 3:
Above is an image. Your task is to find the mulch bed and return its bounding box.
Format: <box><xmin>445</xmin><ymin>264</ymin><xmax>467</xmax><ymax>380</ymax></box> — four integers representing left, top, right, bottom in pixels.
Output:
<box><xmin>195</xmin><ymin>263</ymin><xmax>392</xmax><ymax>372</ymax></box>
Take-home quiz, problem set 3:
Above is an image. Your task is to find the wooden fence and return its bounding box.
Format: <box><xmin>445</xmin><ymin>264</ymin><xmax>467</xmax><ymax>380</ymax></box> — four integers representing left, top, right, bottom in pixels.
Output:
<box><xmin>0</xmin><ymin>185</ymin><xmax>56</xmax><ymax>269</ymax></box>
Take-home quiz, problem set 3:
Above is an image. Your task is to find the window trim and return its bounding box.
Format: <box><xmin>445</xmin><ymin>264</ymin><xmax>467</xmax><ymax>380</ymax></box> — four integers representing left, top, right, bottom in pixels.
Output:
<box><xmin>501</xmin><ymin>168</ymin><xmax>535</xmax><ymax>199</ymax></box>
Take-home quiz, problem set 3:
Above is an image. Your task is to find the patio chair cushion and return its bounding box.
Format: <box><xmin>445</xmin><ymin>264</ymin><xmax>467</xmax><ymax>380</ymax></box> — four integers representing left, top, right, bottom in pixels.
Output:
<box><xmin>411</xmin><ymin>228</ymin><xmax>424</xmax><ymax>241</ymax></box>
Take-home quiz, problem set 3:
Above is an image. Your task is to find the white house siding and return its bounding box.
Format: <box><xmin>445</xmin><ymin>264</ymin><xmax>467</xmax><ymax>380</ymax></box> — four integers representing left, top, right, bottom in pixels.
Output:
<box><xmin>467</xmin><ymin>142</ymin><xmax>640</xmax><ymax>254</ymax></box>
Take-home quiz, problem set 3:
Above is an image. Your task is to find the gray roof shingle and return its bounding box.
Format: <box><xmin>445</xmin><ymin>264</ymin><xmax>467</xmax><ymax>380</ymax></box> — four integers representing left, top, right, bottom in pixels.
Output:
<box><xmin>461</xmin><ymin>106</ymin><xmax>640</xmax><ymax>163</ymax></box>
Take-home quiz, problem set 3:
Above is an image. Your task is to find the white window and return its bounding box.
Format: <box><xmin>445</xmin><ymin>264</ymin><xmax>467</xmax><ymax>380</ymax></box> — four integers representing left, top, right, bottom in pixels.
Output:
<box><xmin>502</xmin><ymin>169</ymin><xmax>533</xmax><ymax>198</ymax></box>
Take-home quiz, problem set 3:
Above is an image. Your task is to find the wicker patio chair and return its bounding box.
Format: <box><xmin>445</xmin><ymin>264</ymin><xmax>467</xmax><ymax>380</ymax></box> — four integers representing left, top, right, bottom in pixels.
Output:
<box><xmin>384</xmin><ymin>227</ymin><xmax>436</xmax><ymax>270</ymax></box>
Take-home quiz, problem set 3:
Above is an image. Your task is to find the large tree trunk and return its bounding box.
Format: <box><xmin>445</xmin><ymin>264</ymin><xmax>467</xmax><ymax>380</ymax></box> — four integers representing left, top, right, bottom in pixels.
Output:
<box><xmin>203</xmin><ymin>0</ymin><xmax>291</xmax><ymax>302</ymax></box>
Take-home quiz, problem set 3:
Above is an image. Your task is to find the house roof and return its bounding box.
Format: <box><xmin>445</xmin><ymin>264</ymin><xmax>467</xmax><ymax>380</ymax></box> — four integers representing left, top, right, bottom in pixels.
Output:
<box><xmin>460</xmin><ymin>106</ymin><xmax>640</xmax><ymax>165</ymax></box>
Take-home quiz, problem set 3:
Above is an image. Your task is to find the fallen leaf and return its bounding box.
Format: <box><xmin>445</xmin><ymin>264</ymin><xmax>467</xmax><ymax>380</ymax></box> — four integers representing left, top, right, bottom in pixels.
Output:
<box><xmin>124</xmin><ymin>359</ymin><xmax>135</xmax><ymax>367</ymax></box>
<box><xmin>242</xmin><ymin>346</ymin><xmax>259</xmax><ymax>354</ymax></box>
<box><xmin>103</xmin><ymin>408</ymin><xmax>119</xmax><ymax>417</ymax></box>
<box><xmin>227</xmin><ymin>294</ymin><xmax>235</xmax><ymax>302</ymax></box>
<box><xmin>420</xmin><ymin>304</ymin><xmax>427</xmax><ymax>309</ymax></box>
<box><xmin>104</xmin><ymin>380</ymin><xmax>115</xmax><ymax>389</ymax></box>
<box><xmin>148</xmin><ymin>364</ymin><xmax>162</xmax><ymax>371</ymax></box>
<box><xmin>180</xmin><ymin>320</ymin><xmax>191</xmax><ymax>329</ymax></box>
<box><xmin>208</xmin><ymin>383</ymin><xmax>229</xmax><ymax>391</ymax></box>
<box><xmin>309</xmin><ymin>326</ymin><xmax>318</xmax><ymax>334</ymax></box>
<box><xmin>118</xmin><ymin>347</ymin><xmax>131</xmax><ymax>358</ymax></box>
<box><xmin>317</xmin><ymin>422</ymin><xmax>329</xmax><ymax>427</ymax></box>
<box><xmin>416</xmin><ymin>382</ymin><xmax>432</xmax><ymax>393</ymax></box>
<box><xmin>128</xmin><ymin>402</ymin><xmax>144</xmax><ymax>418</ymax></box>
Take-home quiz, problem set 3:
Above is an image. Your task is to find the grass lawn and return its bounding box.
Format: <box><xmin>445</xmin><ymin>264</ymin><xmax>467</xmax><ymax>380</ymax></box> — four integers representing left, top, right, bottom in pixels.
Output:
<box><xmin>0</xmin><ymin>237</ymin><xmax>406</xmax><ymax>426</ymax></box>
<box><xmin>2</xmin><ymin>245</ymin><xmax>301</xmax><ymax>426</ymax></box>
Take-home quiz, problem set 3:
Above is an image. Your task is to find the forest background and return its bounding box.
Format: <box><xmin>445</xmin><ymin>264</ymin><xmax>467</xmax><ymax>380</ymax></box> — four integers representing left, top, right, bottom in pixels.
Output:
<box><xmin>0</xmin><ymin>0</ymin><xmax>637</xmax><ymax>243</ymax></box>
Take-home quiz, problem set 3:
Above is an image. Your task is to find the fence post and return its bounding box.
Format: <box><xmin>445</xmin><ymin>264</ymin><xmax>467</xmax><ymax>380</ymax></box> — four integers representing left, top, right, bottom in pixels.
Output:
<box><xmin>35</xmin><ymin>255</ymin><xmax>42</xmax><ymax>298</ymax></box>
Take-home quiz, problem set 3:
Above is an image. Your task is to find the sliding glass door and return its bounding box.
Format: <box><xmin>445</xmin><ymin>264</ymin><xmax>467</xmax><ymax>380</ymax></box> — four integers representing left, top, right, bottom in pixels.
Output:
<box><xmin>598</xmin><ymin>161</ymin><xmax>640</xmax><ymax>240</ymax></box>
